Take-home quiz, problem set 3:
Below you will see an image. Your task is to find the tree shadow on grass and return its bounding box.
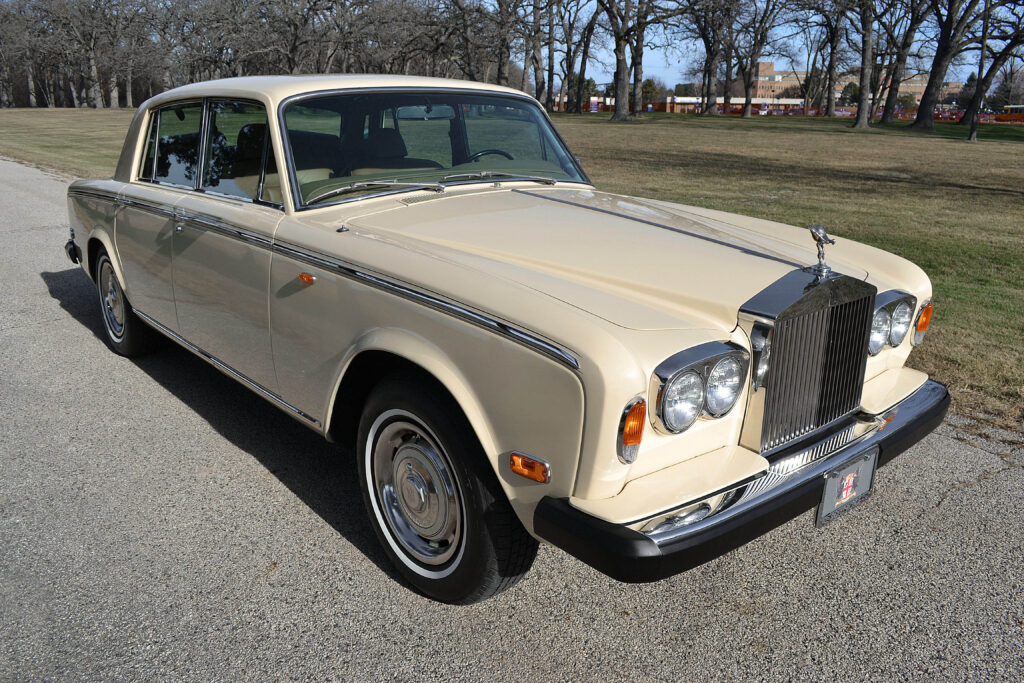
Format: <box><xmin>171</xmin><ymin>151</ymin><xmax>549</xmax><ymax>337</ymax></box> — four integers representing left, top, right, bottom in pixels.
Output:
<box><xmin>39</xmin><ymin>266</ymin><xmax>401</xmax><ymax>586</ymax></box>
<box><xmin>624</xmin><ymin>148</ymin><xmax>1024</xmax><ymax>201</ymax></box>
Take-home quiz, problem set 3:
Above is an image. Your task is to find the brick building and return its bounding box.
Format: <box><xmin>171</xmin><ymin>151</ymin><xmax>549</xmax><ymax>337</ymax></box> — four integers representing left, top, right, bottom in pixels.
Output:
<box><xmin>753</xmin><ymin>62</ymin><xmax>960</xmax><ymax>104</ymax></box>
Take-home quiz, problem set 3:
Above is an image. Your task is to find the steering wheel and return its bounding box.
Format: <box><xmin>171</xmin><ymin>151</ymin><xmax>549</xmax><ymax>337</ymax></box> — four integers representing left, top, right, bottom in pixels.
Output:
<box><xmin>468</xmin><ymin>149</ymin><xmax>514</xmax><ymax>162</ymax></box>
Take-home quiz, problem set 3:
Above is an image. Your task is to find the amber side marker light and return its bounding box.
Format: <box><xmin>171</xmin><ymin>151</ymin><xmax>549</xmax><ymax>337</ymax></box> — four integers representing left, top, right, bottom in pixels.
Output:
<box><xmin>914</xmin><ymin>302</ymin><xmax>933</xmax><ymax>345</ymax></box>
<box><xmin>298</xmin><ymin>272</ymin><xmax>316</xmax><ymax>285</ymax></box>
<box><xmin>510</xmin><ymin>453</ymin><xmax>550</xmax><ymax>484</ymax></box>
<box><xmin>617</xmin><ymin>399</ymin><xmax>646</xmax><ymax>464</ymax></box>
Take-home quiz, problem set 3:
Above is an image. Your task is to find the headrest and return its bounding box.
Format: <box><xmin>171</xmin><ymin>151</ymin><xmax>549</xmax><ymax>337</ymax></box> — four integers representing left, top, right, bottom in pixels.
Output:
<box><xmin>368</xmin><ymin>128</ymin><xmax>408</xmax><ymax>159</ymax></box>
<box><xmin>236</xmin><ymin>123</ymin><xmax>266</xmax><ymax>161</ymax></box>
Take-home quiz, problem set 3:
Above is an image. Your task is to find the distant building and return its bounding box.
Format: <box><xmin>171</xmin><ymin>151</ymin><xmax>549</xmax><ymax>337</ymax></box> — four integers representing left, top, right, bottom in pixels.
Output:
<box><xmin>754</xmin><ymin>62</ymin><xmax>962</xmax><ymax>105</ymax></box>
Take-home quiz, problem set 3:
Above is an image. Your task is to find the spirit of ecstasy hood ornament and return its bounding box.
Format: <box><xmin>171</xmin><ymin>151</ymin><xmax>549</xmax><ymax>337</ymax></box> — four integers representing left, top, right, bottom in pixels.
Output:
<box><xmin>808</xmin><ymin>224</ymin><xmax>836</xmax><ymax>278</ymax></box>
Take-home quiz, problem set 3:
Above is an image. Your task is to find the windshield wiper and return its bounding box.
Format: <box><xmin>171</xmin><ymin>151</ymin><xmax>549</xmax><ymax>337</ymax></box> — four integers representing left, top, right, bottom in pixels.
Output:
<box><xmin>442</xmin><ymin>171</ymin><xmax>556</xmax><ymax>185</ymax></box>
<box><xmin>306</xmin><ymin>180</ymin><xmax>444</xmax><ymax>205</ymax></box>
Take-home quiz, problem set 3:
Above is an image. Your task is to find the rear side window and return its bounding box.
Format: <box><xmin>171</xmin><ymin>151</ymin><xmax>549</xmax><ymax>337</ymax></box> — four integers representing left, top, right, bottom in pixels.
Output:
<box><xmin>140</xmin><ymin>102</ymin><xmax>203</xmax><ymax>187</ymax></box>
<box><xmin>202</xmin><ymin>100</ymin><xmax>278</xmax><ymax>203</ymax></box>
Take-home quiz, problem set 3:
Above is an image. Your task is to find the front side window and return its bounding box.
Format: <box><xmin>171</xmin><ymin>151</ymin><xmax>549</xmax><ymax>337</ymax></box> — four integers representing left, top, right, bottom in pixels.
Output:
<box><xmin>202</xmin><ymin>100</ymin><xmax>279</xmax><ymax>203</ymax></box>
<box><xmin>149</xmin><ymin>102</ymin><xmax>203</xmax><ymax>187</ymax></box>
<box><xmin>281</xmin><ymin>92</ymin><xmax>587</xmax><ymax>207</ymax></box>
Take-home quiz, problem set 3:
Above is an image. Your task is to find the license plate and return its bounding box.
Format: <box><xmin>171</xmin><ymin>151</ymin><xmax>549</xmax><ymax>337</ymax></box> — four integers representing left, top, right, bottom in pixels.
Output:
<box><xmin>816</xmin><ymin>446</ymin><xmax>879</xmax><ymax>527</ymax></box>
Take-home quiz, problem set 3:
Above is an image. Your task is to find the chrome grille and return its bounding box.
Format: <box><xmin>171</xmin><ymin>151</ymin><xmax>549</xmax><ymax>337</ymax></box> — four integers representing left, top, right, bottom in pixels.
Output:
<box><xmin>760</xmin><ymin>291</ymin><xmax>873</xmax><ymax>451</ymax></box>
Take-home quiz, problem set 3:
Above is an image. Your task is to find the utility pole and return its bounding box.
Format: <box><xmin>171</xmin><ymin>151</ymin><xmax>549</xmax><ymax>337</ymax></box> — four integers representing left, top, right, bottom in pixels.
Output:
<box><xmin>968</xmin><ymin>0</ymin><xmax>990</xmax><ymax>142</ymax></box>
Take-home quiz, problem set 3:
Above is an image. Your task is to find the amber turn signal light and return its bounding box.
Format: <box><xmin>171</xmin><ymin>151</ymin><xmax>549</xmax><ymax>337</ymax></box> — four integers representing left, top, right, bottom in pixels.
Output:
<box><xmin>510</xmin><ymin>453</ymin><xmax>550</xmax><ymax>484</ymax></box>
<box><xmin>298</xmin><ymin>272</ymin><xmax>316</xmax><ymax>285</ymax></box>
<box><xmin>913</xmin><ymin>302</ymin><xmax>933</xmax><ymax>345</ymax></box>
<box><xmin>622</xmin><ymin>400</ymin><xmax>646</xmax><ymax>446</ymax></box>
<box><xmin>617</xmin><ymin>399</ymin><xmax>646</xmax><ymax>465</ymax></box>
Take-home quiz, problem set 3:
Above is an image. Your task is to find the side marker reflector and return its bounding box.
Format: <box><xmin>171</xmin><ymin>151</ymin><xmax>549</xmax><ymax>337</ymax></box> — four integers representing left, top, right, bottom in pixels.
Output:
<box><xmin>298</xmin><ymin>272</ymin><xmax>316</xmax><ymax>285</ymax></box>
<box><xmin>510</xmin><ymin>453</ymin><xmax>550</xmax><ymax>484</ymax></box>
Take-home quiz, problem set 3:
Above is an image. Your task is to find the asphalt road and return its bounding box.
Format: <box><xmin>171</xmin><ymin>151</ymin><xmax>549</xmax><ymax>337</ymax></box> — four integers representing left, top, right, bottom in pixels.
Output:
<box><xmin>1</xmin><ymin>157</ymin><xmax>1022</xmax><ymax>681</ymax></box>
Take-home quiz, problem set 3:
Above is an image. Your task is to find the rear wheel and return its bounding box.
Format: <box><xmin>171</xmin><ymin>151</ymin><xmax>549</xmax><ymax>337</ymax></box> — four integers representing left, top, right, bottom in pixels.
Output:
<box><xmin>357</xmin><ymin>376</ymin><xmax>537</xmax><ymax>603</ymax></box>
<box><xmin>94</xmin><ymin>251</ymin><xmax>154</xmax><ymax>357</ymax></box>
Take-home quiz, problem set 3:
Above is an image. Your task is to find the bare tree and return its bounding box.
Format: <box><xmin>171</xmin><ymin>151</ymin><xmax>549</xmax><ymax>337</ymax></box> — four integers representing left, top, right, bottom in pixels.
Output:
<box><xmin>960</xmin><ymin>2</ymin><xmax>1024</xmax><ymax>128</ymax></box>
<box><xmin>910</xmin><ymin>0</ymin><xmax>983</xmax><ymax>131</ymax></box>
<box><xmin>732</xmin><ymin>0</ymin><xmax>788</xmax><ymax>117</ymax></box>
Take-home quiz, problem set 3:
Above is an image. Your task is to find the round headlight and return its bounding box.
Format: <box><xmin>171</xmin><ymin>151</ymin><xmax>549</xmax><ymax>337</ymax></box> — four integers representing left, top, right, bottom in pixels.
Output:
<box><xmin>662</xmin><ymin>371</ymin><xmax>703</xmax><ymax>432</ymax></box>
<box><xmin>706</xmin><ymin>356</ymin><xmax>743</xmax><ymax>416</ymax></box>
<box><xmin>889</xmin><ymin>301</ymin><xmax>913</xmax><ymax>346</ymax></box>
<box><xmin>869</xmin><ymin>308</ymin><xmax>891</xmax><ymax>355</ymax></box>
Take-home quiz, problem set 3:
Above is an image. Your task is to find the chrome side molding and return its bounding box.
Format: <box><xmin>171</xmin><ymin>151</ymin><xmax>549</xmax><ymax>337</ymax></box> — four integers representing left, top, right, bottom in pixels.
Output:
<box><xmin>133</xmin><ymin>309</ymin><xmax>322</xmax><ymax>427</ymax></box>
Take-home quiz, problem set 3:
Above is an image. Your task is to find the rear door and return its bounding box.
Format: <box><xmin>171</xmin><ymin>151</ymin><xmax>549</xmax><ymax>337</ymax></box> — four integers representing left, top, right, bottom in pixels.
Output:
<box><xmin>117</xmin><ymin>101</ymin><xmax>203</xmax><ymax>330</ymax></box>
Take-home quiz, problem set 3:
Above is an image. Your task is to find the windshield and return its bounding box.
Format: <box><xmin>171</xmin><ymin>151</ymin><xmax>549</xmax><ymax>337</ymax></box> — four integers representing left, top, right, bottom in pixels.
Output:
<box><xmin>281</xmin><ymin>91</ymin><xmax>587</xmax><ymax>207</ymax></box>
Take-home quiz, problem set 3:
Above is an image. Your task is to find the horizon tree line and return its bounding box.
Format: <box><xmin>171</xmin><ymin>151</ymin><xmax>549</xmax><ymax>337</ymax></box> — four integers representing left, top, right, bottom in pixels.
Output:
<box><xmin>0</xmin><ymin>0</ymin><xmax>1021</xmax><ymax>131</ymax></box>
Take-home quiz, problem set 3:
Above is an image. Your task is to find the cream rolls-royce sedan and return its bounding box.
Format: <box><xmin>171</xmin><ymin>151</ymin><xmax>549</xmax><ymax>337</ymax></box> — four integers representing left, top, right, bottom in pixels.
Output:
<box><xmin>64</xmin><ymin>76</ymin><xmax>949</xmax><ymax>603</ymax></box>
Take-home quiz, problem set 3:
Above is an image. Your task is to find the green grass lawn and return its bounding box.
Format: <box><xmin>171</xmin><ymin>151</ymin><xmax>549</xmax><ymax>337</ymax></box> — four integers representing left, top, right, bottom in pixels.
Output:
<box><xmin>2</xmin><ymin>107</ymin><xmax>1021</xmax><ymax>429</ymax></box>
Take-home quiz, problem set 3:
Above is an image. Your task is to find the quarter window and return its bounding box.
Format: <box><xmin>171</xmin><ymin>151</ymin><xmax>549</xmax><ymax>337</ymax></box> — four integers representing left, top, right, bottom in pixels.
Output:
<box><xmin>150</xmin><ymin>102</ymin><xmax>203</xmax><ymax>187</ymax></box>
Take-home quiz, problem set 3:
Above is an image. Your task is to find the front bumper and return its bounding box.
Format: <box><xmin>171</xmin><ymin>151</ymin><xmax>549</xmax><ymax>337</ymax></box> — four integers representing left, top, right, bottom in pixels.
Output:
<box><xmin>533</xmin><ymin>378</ymin><xmax>950</xmax><ymax>583</ymax></box>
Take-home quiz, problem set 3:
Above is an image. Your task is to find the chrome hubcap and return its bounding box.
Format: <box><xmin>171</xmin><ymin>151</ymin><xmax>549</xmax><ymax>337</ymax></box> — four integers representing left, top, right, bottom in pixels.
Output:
<box><xmin>372</xmin><ymin>418</ymin><xmax>461</xmax><ymax>566</ymax></box>
<box><xmin>99</xmin><ymin>260</ymin><xmax>125</xmax><ymax>339</ymax></box>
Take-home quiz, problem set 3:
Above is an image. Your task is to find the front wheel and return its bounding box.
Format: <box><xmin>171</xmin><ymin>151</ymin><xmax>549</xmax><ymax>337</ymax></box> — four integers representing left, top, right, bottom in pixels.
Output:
<box><xmin>357</xmin><ymin>376</ymin><xmax>537</xmax><ymax>603</ymax></box>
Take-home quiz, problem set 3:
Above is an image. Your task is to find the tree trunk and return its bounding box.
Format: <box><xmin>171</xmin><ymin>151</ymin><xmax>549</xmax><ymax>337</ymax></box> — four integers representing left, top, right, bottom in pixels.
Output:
<box><xmin>742</xmin><ymin>76</ymin><xmax>754</xmax><ymax>117</ymax></box>
<box><xmin>545</xmin><ymin>2</ymin><xmax>555</xmax><ymax>111</ymax></box>
<box><xmin>825</xmin><ymin>20</ymin><xmax>842</xmax><ymax>117</ymax></box>
<box><xmin>880</xmin><ymin>45</ymin><xmax>912</xmax><ymax>123</ymax></box>
<box><xmin>723</xmin><ymin>48</ymin><xmax>733</xmax><ymax>113</ymax></box>
<box><xmin>701</xmin><ymin>51</ymin><xmax>721</xmax><ymax>115</ymax></box>
<box><xmin>610</xmin><ymin>36</ymin><xmax>631</xmax><ymax>121</ymax></box>
<box><xmin>573</xmin><ymin>12</ymin><xmax>598</xmax><ymax>114</ymax></box>
<box><xmin>853</xmin><ymin>0</ymin><xmax>873</xmax><ymax>129</ymax></box>
<box><xmin>910</xmin><ymin>37</ymin><xmax>956</xmax><ymax>131</ymax></box>
<box><xmin>630</xmin><ymin>28</ymin><xmax>645</xmax><ymax>117</ymax></box>
<box><xmin>125</xmin><ymin>64</ymin><xmax>134</xmax><ymax>108</ymax></box>
<box><xmin>88</xmin><ymin>41</ymin><xmax>104</xmax><ymax>108</ymax></box>
<box><xmin>109</xmin><ymin>78</ymin><xmax>119</xmax><ymax>108</ymax></box>
<box><xmin>961</xmin><ymin>47</ymin><xmax>1015</xmax><ymax>128</ymax></box>
<box><xmin>26</xmin><ymin>66</ymin><xmax>36</xmax><ymax>107</ymax></box>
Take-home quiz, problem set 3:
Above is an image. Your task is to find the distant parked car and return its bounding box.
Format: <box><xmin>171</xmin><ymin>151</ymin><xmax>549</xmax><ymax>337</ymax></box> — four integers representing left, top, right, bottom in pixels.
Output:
<box><xmin>65</xmin><ymin>75</ymin><xmax>948</xmax><ymax>603</ymax></box>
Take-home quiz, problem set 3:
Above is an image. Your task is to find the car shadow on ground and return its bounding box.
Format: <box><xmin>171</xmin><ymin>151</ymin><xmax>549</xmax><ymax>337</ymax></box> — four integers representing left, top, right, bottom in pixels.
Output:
<box><xmin>40</xmin><ymin>266</ymin><xmax>402</xmax><ymax>585</ymax></box>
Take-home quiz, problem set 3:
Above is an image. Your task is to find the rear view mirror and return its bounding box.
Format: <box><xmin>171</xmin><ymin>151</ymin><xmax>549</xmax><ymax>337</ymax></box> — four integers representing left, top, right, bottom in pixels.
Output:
<box><xmin>396</xmin><ymin>105</ymin><xmax>455</xmax><ymax>121</ymax></box>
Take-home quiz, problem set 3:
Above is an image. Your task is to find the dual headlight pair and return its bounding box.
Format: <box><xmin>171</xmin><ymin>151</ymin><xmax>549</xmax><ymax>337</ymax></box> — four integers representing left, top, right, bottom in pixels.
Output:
<box><xmin>869</xmin><ymin>291</ymin><xmax>924</xmax><ymax>355</ymax></box>
<box><xmin>649</xmin><ymin>342</ymin><xmax>749</xmax><ymax>436</ymax></box>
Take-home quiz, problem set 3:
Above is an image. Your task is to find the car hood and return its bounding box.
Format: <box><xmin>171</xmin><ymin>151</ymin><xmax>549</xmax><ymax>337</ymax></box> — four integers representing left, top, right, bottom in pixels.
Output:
<box><xmin>344</xmin><ymin>187</ymin><xmax>869</xmax><ymax>331</ymax></box>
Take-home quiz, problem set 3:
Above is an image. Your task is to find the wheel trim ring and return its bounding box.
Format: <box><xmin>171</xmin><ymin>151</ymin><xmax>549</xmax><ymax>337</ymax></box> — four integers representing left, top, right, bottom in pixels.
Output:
<box><xmin>99</xmin><ymin>259</ymin><xmax>126</xmax><ymax>341</ymax></box>
<box><xmin>365</xmin><ymin>409</ymin><xmax>467</xmax><ymax>578</ymax></box>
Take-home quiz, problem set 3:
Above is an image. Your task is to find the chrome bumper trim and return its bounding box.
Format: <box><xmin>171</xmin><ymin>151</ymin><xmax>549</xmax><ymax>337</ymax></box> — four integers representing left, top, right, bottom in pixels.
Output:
<box><xmin>645</xmin><ymin>379</ymin><xmax>948</xmax><ymax>547</ymax></box>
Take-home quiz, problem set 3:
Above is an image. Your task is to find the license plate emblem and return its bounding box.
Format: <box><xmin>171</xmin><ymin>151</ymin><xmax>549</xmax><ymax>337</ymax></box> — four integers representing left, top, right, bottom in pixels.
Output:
<box><xmin>816</xmin><ymin>447</ymin><xmax>879</xmax><ymax>527</ymax></box>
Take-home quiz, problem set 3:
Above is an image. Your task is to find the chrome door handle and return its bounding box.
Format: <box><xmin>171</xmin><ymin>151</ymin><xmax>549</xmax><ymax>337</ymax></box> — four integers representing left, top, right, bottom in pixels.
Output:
<box><xmin>174</xmin><ymin>224</ymin><xmax>184</xmax><ymax>233</ymax></box>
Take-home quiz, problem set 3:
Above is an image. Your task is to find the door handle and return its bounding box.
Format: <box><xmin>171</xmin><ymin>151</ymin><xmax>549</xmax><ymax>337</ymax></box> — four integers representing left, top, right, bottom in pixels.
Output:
<box><xmin>174</xmin><ymin>224</ymin><xmax>184</xmax><ymax>233</ymax></box>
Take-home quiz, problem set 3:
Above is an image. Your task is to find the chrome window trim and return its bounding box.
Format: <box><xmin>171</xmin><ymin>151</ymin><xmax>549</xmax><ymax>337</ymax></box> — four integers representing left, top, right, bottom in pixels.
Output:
<box><xmin>648</xmin><ymin>341</ymin><xmax>749</xmax><ymax>435</ymax></box>
<box><xmin>277</xmin><ymin>87</ymin><xmax>591</xmax><ymax>212</ymax></box>
<box><xmin>133</xmin><ymin>97</ymin><xmax>285</xmax><ymax>212</ymax></box>
<box><xmin>133</xmin><ymin>308</ymin><xmax>321</xmax><ymax>427</ymax></box>
<box><xmin>137</xmin><ymin>98</ymin><xmax>205</xmax><ymax>187</ymax></box>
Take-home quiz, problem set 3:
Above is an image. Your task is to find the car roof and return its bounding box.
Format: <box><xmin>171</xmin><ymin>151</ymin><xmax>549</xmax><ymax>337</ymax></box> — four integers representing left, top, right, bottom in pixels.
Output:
<box><xmin>143</xmin><ymin>75</ymin><xmax>535</xmax><ymax>110</ymax></box>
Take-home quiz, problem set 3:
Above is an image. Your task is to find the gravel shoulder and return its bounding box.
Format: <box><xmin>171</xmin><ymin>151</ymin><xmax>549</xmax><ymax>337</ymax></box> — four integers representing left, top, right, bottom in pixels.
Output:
<box><xmin>1</xmin><ymin>158</ymin><xmax>1021</xmax><ymax>681</ymax></box>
